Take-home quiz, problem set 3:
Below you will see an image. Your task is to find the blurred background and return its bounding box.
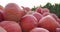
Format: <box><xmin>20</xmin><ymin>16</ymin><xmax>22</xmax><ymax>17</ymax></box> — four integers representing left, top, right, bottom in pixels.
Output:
<box><xmin>0</xmin><ymin>0</ymin><xmax>60</xmax><ymax>18</ymax></box>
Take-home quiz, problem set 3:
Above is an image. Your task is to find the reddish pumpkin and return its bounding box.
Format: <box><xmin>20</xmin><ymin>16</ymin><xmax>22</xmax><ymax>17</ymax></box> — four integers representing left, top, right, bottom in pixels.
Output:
<box><xmin>21</xmin><ymin>6</ymin><xmax>31</xmax><ymax>12</ymax></box>
<box><xmin>20</xmin><ymin>15</ymin><xmax>38</xmax><ymax>32</ymax></box>
<box><xmin>42</xmin><ymin>8</ymin><xmax>50</xmax><ymax>16</ymax></box>
<box><xmin>50</xmin><ymin>13</ymin><xmax>59</xmax><ymax>21</ymax></box>
<box><xmin>0</xmin><ymin>21</ymin><xmax>22</xmax><ymax>32</ymax></box>
<box><xmin>38</xmin><ymin>15</ymin><xmax>60</xmax><ymax>32</ymax></box>
<box><xmin>32</xmin><ymin>12</ymin><xmax>43</xmax><ymax>22</ymax></box>
<box><xmin>36</xmin><ymin>7</ymin><xmax>43</xmax><ymax>14</ymax></box>
<box><xmin>43</xmin><ymin>12</ymin><xmax>50</xmax><ymax>16</ymax></box>
<box><xmin>3</xmin><ymin>3</ymin><xmax>25</xmax><ymax>21</ymax></box>
<box><xmin>43</xmin><ymin>8</ymin><xmax>50</xmax><ymax>13</ymax></box>
<box><xmin>50</xmin><ymin>13</ymin><xmax>60</xmax><ymax>24</ymax></box>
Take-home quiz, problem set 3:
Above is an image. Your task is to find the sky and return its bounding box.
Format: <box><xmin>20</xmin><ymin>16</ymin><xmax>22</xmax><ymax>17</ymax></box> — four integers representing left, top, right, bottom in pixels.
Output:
<box><xmin>0</xmin><ymin>0</ymin><xmax>60</xmax><ymax>8</ymax></box>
